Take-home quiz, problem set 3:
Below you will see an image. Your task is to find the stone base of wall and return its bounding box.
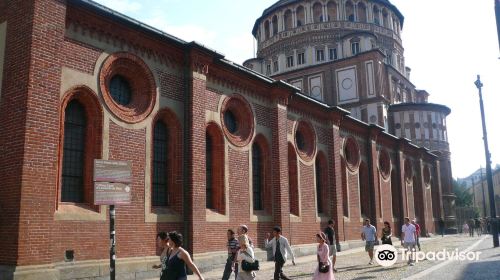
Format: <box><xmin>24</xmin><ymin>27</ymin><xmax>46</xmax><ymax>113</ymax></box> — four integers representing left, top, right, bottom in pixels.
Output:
<box><xmin>0</xmin><ymin>241</ymin><xmax>366</xmax><ymax>280</ymax></box>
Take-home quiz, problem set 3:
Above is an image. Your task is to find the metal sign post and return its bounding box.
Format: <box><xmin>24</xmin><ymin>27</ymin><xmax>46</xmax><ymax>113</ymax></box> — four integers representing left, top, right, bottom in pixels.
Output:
<box><xmin>93</xmin><ymin>160</ymin><xmax>132</xmax><ymax>280</ymax></box>
<box><xmin>110</xmin><ymin>204</ymin><xmax>116</xmax><ymax>280</ymax></box>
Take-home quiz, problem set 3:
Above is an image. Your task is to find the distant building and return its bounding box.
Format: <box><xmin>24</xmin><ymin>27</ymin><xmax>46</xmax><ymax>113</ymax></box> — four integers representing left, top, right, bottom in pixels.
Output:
<box><xmin>468</xmin><ymin>168</ymin><xmax>500</xmax><ymax>217</ymax></box>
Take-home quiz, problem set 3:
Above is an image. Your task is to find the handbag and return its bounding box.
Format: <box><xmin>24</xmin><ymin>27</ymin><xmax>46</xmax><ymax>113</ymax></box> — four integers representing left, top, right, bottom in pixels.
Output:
<box><xmin>317</xmin><ymin>254</ymin><xmax>330</xmax><ymax>273</ymax></box>
<box><xmin>241</xmin><ymin>251</ymin><xmax>260</xmax><ymax>271</ymax></box>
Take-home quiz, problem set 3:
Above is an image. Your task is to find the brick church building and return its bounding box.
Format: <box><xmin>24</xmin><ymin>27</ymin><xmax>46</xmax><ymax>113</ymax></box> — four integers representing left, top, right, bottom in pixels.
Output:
<box><xmin>0</xmin><ymin>0</ymin><xmax>454</xmax><ymax>279</ymax></box>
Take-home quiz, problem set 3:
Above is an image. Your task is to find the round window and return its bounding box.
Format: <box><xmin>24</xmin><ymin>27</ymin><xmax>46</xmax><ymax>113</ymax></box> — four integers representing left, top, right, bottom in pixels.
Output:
<box><xmin>220</xmin><ymin>95</ymin><xmax>254</xmax><ymax>147</ymax></box>
<box><xmin>99</xmin><ymin>52</ymin><xmax>156</xmax><ymax>123</ymax></box>
<box><xmin>344</xmin><ymin>137</ymin><xmax>360</xmax><ymax>171</ymax></box>
<box><xmin>294</xmin><ymin>120</ymin><xmax>316</xmax><ymax>161</ymax></box>
<box><xmin>109</xmin><ymin>75</ymin><xmax>132</xmax><ymax>106</ymax></box>
<box><xmin>378</xmin><ymin>149</ymin><xmax>391</xmax><ymax>179</ymax></box>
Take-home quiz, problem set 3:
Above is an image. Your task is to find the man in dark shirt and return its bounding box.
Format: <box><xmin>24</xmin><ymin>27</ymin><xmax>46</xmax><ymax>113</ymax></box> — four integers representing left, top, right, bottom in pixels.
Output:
<box><xmin>324</xmin><ymin>219</ymin><xmax>337</xmax><ymax>272</ymax></box>
<box><xmin>222</xmin><ymin>229</ymin><xmax>239</xmax><ymax>280</ymax></box>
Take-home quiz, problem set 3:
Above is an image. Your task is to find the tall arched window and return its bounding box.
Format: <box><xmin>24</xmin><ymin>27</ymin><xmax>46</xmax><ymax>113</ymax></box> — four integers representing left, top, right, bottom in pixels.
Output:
<box><xmin>206</xmin><ymin>133</ymin><xmax>213</xmax><ymax>209</ymax></box>
<box><xmin>206</xmin><ymin>122</ymin><xmax>225</xmax><ymax>213</ymax></box>
<box><xmin>296</xmin><ymin>6</ymin><xmax>305</xmax><ymax>26</ymax></box>
<box><xmin>288</xmin><ymin>143</ymin><xmax>299</xmax><ymax>216</ymax></box>
<box><xmin>373</xmin><ymin>6</ymin><xmax>380</xmax><ymax>25</ymax></box>
<box><xmin>313</xmin><ymin>2</ymin><xmax>323</xmax><ymax>23</ymax></box>
<box><xmin>61</xmin><ymin>100</ymin><xmax>86</xmax><ymax>203</ymax></box>
<box><xmin>284</xmin><ymin>10</ymin><xmax>293</xmax><ymax>30</ymax></box>
<box><xmin>272</xmin><ymin>15</ymin><xmax>278</xmax><ymax>36</ymax></box>
<box><xmin>315</xmin><ymin>156</ymin><xmax>325</xmax><ymax>214</ymax></box>
<box><xmin>153</xmin><ymin>121</ymin><xmax>168</xmax><ymax>206</ymax></box>
<box><xmin>346</xmin><ymin>1</ymin><xmax>354</xmax><ymax>22</ymax></box>
<box><xmin>264</xmin><ymin>20</ymin><xmax>270</xmax><ymax>40</ymax></box>
<box><xmin>382</xmin><ymin>9</ymin><xmax>389</xmax><ymax>28</ymax></box>
<box><xmin>359</xmin><ymin>162</ymin><xmax>371</xmax><ymax>218</ymax></box>
<box><xmin>327</xmin><ymin>1</ymin><xmax>337</xmax><ymax>21</ymax></box>
<box><xmin>357</xmin><ymin>2</ymin><xmax>367</xmax><ymax>22</ymax></box>
<box><xmin>252</xmin><ymin>143</ymin><xmax>263</xmax><ymax>210</ymax></box>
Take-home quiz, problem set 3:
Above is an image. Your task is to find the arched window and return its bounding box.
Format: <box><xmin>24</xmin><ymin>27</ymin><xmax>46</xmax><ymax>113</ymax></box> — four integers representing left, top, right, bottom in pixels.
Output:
<box><xmin>346</xmin><ymin>1</ymin><xmax>354</xmax><ymax>22</ymax></box>
<box><xmin>206</xmin><ymin>134</ymin><xmax>213</xmax><ymax>209</ymax></box>
<box><xmin>252</xmin><ymin>143</ymin><xmax>263</xmax><ymax>210</ymax></box>
<box><xmin>59</xmin><ymin>87</ymin><xmax>103</xmax><ymax>207</ymax></box>
<box><xmin>206</xmin><ymin>123</ymin><xmax>225</xmax><ymax>213</ymax></box>
<box><xmin>288</xmin><ymin>143</ymin><xmax>299</xmax><ymax>216</ymax></box>
<box><xmin>357</xmin><ymin>2</ymin><xmax>367</xmax><ymax>22</ymax></box>
<box><xmin>296</xmin><ymin>6</ymin><xmax>305</xmax><ymax>26</ymax></box>
<box><xmin>313</xmin><ymin>2</ymin><xmax>323</xmax><ymax>23</ymax></box>
<box><xmin>153</xmin><ymin>121</ymin><xmax>168</xmax><ymax>206</ymax></box>
<box><xmin>284</xmin><ymin>10</ymin><xmax>293</xmax><ymax>30</ymax></box>
<box><xmin>327</xmin><ymin>1</ymin><xmax>337</xmax><ymax>21</ymax></box>
<box><xmin>61</xmin><ymin>100</ymin><xmax>86</xmax><ymax>203</ymax></box>
<box><xmin>373</xmin><ymin>6</ymin><xmax>380</xmax><ymax>25</ymax></box>
<box><xmin>272</xmin><ymin>15</ymin><xmax>278</xmax><ymax>36</ymax></box>
<box><xmin>359</xmin><ymin>162</ymin><xmax>371</xmax><ymax>218</ymax></box>
<box><xmin>315</xmin><ymin>153</ymin><xmax>328</xmax><ymax>215</ymax></box>
<box><xmin>382</xmin><ymin>9</ymin><xmax>389</xmax><ymax>28</ymax></box>
<box><xmin>264</xmin><ymin>20</ymin><xmax>270</xmax><ymax>40</ymax></box>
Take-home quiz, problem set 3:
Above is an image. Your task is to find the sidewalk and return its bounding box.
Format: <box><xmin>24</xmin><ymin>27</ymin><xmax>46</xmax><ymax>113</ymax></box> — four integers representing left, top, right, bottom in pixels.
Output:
<box><xmin>185</xmin><ymin>236</ymin><xmax>436</xmax><ymax>279</ymax></box>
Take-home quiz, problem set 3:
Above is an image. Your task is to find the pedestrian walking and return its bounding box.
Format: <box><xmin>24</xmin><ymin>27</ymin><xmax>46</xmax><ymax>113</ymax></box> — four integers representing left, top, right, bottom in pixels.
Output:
<box><xmin>381</xmin><ymin>221</ymin><xmax>393</xmax><ymax>245</ymax></box>
<box><xmin>468</xmin><ymin>219</ymin><xmax>475</xmax><ymax>237</ymax></box>
<box><xmin>153</xmin><ymin>232</ymin><xmax>171</xmax><ymax>280</ymax></box>
<box><xmin>438</xmin><ymin>218</ymin><xmax>445</xmax><ymax>237</ymax></box>
<box><xmin>475</xmin><ymin>219</ymin><xmax>482</xmax><ymax>236</ymax></box>
<box><xmin>313</xmin><ymin>232</ymin><xmax>335</xmax><ymax>280</ymax></box>
<box><xmin>237</xmin><ymin>224</ymin><xmax>253</xmax><ymax>247</ymax></box>
<box><xmin>163</xmin><ymin>231</ymin><xmax>204</xmax><ymax>280</ymax></box>
<box><xmin>324</xmin><ymin>219</ymin><xmax>337</xmax><ymax>272</ymax></box>
<box><xmin>463</xmin><ymin>223</ymin><xmax>469</xmax><ymax>235</ymax></box>
<box><xmin>265</xmin><ymin>226</ymin><xmax>296</xmax><ymax>280</ymax></box>
<box><xmin>411</xmin><ymin>219</ymin><xmax>421</xmax><ymax>250</ymax></box>
<box><xmin>361</xmin><ymin>219</ymin><xmax>377</xmax><ymax>265</ymax></box>
<box><xmin>401</xmin><ymin>217</ymin><xmax>417</xmax><ymax>266</ymax></box>
<box><xmin>222</xmin><ymin>229</ymin><xmax>239</xmax><ymax>280</ymax></box>
<box><xmin>236</xmin><ymin>235</ymin><xmax>256</xmax><ymax>280</ymax></box>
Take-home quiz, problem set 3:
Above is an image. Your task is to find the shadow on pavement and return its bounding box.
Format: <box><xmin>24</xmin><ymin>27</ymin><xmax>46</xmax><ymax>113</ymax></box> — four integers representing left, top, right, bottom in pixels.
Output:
<box><xmin>461</xmin><ymin>260</ymin><xmax>500</xmax><ymax>280</ymax></box>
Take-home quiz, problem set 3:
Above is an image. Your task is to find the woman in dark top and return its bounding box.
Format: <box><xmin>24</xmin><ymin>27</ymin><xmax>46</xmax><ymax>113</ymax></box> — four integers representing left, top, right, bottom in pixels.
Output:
<box><xmin>162</xmin><ymin>231</ymin><xmax>204</xmax><ymax>280</ymax></box>
<box><xmin>381</xmin><ymin>221</ymin><xmax>393</xmax><ymax>245</ymax></box>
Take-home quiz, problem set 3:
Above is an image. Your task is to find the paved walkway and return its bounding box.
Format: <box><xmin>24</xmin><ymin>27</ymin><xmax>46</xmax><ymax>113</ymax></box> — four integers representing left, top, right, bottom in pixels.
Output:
<box><xmin>184</xmin><ymin>234</ymin><xmax>500</xmax><ymax>280</ymax></box>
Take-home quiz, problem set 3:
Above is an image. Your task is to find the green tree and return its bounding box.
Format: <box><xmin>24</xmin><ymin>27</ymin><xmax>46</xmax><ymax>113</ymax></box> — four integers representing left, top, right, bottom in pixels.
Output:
<box><xmin>453</xmin><ymin>179</ymin><xmax>473</xmax><ymax>207</ymax></box>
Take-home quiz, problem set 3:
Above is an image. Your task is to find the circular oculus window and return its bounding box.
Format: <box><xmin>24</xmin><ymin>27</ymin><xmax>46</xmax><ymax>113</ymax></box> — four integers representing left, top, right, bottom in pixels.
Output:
<box><xmin>99</xmin><ymin>52</ymin><xmax>156</xmax><ymax>123</ymax></box>
<box><xmin>220</xmin><ymin>95</ymin><xmax>254</xmax><ymax>147</ymax></box>
<box><xmin>294</xmin><ymin>120</ymin><xmax>316</xmax><ymax>161</ymax></box>
<box><xmin>378</xmin><ymin>149</ymin><xmax>391</xmax><ymax>179</ymax></box>
<box><xmin>344</xmin><ymin>137</ymin><xmax>360</xmax><ymax>171</ymax></box>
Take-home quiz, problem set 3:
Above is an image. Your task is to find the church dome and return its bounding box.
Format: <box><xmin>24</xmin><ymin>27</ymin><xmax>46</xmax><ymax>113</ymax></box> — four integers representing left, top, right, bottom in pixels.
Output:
<box><xmin>252</xmin><ymin>0</ymin><xmax>404</xmax><ymax>36</ymax></box>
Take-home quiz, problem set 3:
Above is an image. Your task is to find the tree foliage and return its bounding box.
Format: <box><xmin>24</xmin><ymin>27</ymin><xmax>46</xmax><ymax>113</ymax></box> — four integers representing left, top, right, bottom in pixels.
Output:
<box><xmin>453</xmin><ymin>179</ymin><xmax>473</xmax><ymax>207</ymax></box>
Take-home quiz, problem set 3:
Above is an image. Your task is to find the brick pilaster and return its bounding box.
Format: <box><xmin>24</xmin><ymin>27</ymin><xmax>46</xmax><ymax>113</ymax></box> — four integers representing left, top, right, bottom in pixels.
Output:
<box><xmin>328</xmin><ymin>111</ymin><xmax>345</xmax><ymax>242</ymax></box>
<box><xmin>270</xmin><ymin>90</ymin><xmax>291</xmax><ymax>236</ymax></box>
<box><xmin>184</xmin><ymin>47</ymin><xmax>210</xmax><ymax>254</ymax></box>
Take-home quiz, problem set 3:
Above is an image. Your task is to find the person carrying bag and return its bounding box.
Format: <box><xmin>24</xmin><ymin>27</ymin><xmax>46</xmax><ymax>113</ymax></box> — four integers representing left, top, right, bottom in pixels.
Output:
<box><xmin>236</xmin><ymin>235</ymin><xmax>257</xmax><ymax>279</ymax></box>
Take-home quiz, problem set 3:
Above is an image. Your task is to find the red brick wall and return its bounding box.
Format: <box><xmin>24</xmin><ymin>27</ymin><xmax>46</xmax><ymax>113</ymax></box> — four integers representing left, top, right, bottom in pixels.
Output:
<box><xmin>0</xmin><ymin>0</ymin><xmax>36</xmax><ymax>265</ymax></box>
<box><xmin>15</xmin><ymin>0</ymin><xmax>66</xmax><ymax>266</ymax></box>
<box><xmin>62</xmin><ymin>38</ymin><xmax>102</xmax><ymax>74</ymax></box>
<box><xmin>0</xmin><ymin>0</ymin><xmax>446</xmax><ymax>267</ymax></box>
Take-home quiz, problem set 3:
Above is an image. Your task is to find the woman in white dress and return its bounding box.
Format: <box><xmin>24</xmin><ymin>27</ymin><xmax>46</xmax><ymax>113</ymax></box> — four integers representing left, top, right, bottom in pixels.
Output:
<box><xmin>236</xmin><ymin>235</ymin><xmax>256</xmax><ymax>280</ymax></box>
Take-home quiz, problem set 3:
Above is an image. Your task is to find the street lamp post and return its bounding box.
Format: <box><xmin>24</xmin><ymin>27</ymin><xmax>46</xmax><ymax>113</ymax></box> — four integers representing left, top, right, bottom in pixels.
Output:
<box><xmin>474</xmin><ymin>75</ymin><xmax>499</xmax><ymax>247</ymax></box>
<box><xmin>480</xmin><ymin>167</ymin><xmax>488</xmax><ymax>217</ymax></box>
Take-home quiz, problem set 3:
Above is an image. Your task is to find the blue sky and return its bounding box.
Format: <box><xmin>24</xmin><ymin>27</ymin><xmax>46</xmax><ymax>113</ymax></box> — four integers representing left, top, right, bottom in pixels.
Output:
<box><xmin>93</xmin><ymin>0</ymin><xmax>500</xmax><ymax>179</ymax></box>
